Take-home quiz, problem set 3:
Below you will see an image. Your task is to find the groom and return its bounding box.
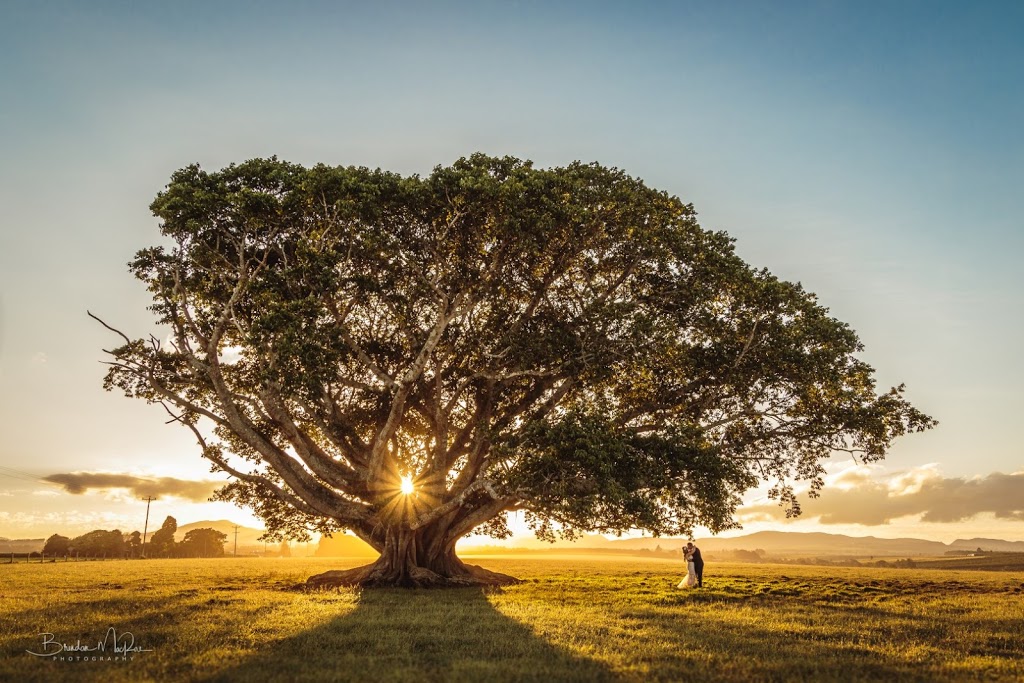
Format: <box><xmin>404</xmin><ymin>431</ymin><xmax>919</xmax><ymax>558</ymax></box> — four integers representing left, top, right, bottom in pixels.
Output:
<box><xmin>686</xmin><ymin>542</ymin><xmax>704</xmax><ymax>587</ymax></box>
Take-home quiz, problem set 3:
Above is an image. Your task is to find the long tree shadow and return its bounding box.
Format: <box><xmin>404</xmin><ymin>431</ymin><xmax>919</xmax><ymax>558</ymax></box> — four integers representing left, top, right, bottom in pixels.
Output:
<box><xmin>202</xmin><ymin>588</ymin><xmax>618</xmax><ymax>683</ymax></box>
<box><xmin>3</xmin><ymin>589</ymin><xmax>236</xmax><ymax>683</ymax></box>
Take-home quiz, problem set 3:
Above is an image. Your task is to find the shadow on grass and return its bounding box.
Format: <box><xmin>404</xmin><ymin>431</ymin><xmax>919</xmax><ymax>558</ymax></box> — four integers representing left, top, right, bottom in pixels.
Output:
<box><xmin>201</xmin><ymin>588</ymin><xmax>618</xmax><ymax>683</ymax></box>
<box><xmin>3</xmin><ymin>591</ymin><xmax>228</xmax><ymax>683</ymax></box>
<box><xmin>632</xmin><ymin>589</ymin><xmax>1024</xmax><ymax>682</ymax></box>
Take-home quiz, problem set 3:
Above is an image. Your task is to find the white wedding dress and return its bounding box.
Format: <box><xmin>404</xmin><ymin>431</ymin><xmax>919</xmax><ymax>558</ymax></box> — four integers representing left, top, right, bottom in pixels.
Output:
<box><xmin>677</xmin><ymin>560</ymin><xmax>698</xmax><ymax>588</ymax></box>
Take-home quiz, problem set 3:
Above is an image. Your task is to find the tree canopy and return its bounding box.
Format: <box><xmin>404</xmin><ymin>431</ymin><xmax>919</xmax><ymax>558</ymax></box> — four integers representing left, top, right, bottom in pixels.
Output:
<box><xmin>147</xmin><ymin>516</ymin><xmax>177</xmax><ymax>558</ymax></box>
<box><xmin>97</xmin><ymin>154</ymin><xmax>934</xmax><ymax>586</ymax></box>
<box><xmin>179</xmin><ymin>527</ymin><xmax>228</xmax><ymax>557</ymax></box>
<box><xmin>42</xmin><ymin>534</ymin><xmax>71</xmax><ymax>557</ymax></box>
<box><xmin>126</xmin><ymin>530</ymin><xmax>143</xmax><ymax>558</ymax></box>
<box><xmin>68</xmin><ymin>529</ymin><xmax>125</xmax><ymax>557</ymax></box>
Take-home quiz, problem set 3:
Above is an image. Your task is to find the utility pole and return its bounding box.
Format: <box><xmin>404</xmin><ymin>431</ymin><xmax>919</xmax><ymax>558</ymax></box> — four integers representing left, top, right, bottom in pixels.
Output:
<box><xmin>140</xmin><ymin>496</ymin><xmax>156</xmax><ymax>558</ymax></box>
<box><xmin>232</xmin><ymin>525</ymin><xmax>240</xmax><ymax>557</ymax></box>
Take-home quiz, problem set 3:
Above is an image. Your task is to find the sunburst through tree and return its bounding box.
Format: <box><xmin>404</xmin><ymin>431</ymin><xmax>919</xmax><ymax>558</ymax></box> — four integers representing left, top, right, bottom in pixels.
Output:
<box><xmin>94</xmin><ymin>154</ymin><xmax>935</xmax><ymax>587</ymax></box>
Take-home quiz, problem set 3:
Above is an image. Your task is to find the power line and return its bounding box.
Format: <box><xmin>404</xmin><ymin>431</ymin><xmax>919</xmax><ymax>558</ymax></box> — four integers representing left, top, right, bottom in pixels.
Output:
<box><xmin>0</xmin><ymin>471</ymin><xmax>42</xmax><ymax>485</ymax></box>
<box><xmin>232</xmin><ymin>525</ymin><xmax>240</xmax><ymax>556</ymax></box>
<box><xmin>0</xmin><ymin>464</ymin><xmax>55</xmax><ymax>486</ymax></box>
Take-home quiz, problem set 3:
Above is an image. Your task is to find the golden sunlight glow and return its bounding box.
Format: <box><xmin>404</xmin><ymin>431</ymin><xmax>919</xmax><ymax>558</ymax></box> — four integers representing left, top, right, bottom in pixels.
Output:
<box><xmin>400</xmin><ymin>475</ymin><xmax>415</xmax><ymax>495</ymax></box>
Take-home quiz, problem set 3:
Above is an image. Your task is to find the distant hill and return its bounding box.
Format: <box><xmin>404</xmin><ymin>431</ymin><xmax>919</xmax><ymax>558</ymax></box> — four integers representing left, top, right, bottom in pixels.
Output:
<box><xmin>176</xmin><ymin>520</ymin><xmax>267</xmax><ymax>547</ymax></box>
<box><xmin>682</xmin><ymin>531</ymin><xmax>948</xmax><ymax>557</ymax></box>
<box><xmin>600</xmin><ymin>531</ymin><xmax>1024</xmax><ymax>558</ymax></box>
<box><xmin>315</xmin><ymin>533</ymin><xmax>377</xmax><ymax>557</ymax></box>
<box><xmin>0</xmin><ymin>538</ymin><xmax>45</xmax><ymax>553</ymax></box>
<box><xmin>948</xmin><ymin>538</ymin><xmax>1024</xmax><ymax>553</ymax></box>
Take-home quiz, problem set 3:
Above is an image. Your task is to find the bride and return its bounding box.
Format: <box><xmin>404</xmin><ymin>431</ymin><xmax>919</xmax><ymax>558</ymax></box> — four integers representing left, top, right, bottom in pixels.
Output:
<box><xmin>677</xmin><ymin>546</ymin><xmax>698</xmax><ymax>588</ymax></box>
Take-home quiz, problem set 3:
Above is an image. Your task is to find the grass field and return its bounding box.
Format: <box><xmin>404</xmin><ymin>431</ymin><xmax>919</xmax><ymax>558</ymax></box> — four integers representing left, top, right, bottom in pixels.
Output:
<box><xmin>2</xmin><ymin>555</ymin><xmax>1022</xmax><ymax>682</ymax></box>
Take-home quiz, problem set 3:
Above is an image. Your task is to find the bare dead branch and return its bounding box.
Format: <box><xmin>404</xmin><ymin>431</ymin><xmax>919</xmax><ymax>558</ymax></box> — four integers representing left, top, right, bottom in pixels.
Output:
<box><xmin>87</xmin><ymin>311</ymin><xmax>132</xmax><ymax>346</ymax></box>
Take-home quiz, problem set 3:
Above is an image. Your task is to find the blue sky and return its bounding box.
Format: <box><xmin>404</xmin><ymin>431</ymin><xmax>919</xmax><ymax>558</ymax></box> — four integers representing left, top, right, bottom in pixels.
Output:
<box><xmin>1</xmin><ymin>1</ymin><xmax>1022</xmax><ymax>541</ymax></box>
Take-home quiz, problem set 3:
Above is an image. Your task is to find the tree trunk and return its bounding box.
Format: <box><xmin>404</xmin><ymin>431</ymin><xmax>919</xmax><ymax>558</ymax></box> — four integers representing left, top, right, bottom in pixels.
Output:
<box><xmin>305</xmin><ymin>525</ymin><xmax>518</xmax><ymax>589</ymax></box>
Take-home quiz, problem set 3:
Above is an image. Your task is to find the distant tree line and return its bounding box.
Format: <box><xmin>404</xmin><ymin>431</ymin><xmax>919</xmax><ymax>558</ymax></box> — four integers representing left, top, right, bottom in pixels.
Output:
<box><xmin>41</xmin><ymin>529</ymin><xmax>139</xmax><ymax>558</ymax></box>
<box><xmin>39</xmin><ymin>516</ymin><xmax>227</xmax><ymax>559</ymax></box>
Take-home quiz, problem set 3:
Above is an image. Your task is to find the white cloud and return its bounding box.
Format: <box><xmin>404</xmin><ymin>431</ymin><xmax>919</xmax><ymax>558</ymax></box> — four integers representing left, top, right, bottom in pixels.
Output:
<box><xmin>739</xmin><ymin>466</ymin><xmax>1024</xmax><ymax>526</ymax></box>
<box><xmin>886</xmin><ymin>463</ymin><xmax>942</xmax><ymax>496</ymax></box>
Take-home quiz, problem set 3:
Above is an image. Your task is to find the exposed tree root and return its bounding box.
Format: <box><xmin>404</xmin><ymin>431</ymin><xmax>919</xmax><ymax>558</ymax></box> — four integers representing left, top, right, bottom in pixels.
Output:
<box><xmin>305</xmin><ymin>561</ymin><xmax>520</xmax><ymax>589</ymax></box>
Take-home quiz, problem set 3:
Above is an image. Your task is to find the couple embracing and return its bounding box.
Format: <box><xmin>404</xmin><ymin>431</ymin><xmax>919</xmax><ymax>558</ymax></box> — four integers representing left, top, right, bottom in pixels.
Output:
<box><xmin>678</xmin><ymin>541</ymin><xmax>704</xmax><ymax>588</ymax></box>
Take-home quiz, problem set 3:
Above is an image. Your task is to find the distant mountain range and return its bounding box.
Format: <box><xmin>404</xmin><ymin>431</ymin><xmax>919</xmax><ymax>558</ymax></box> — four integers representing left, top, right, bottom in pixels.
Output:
<box><xmin>592</xmin><ymin>531</ymin><xmax>1024</xmax><ymax>557</ymax></box>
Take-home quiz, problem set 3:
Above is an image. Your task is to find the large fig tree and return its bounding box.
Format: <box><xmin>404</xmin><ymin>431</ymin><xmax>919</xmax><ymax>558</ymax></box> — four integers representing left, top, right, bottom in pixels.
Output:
<box><xmin>96</xmin><ymin>155</ymin><xmax>934</xmax><ymax>587</ymax></box>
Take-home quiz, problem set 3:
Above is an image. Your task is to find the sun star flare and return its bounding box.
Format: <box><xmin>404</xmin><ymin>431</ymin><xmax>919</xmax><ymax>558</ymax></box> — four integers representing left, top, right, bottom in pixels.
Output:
<box><xmin>400</xmin><ymin>475</ymin><xmax>415</xmax><ymax>496</ymax></box>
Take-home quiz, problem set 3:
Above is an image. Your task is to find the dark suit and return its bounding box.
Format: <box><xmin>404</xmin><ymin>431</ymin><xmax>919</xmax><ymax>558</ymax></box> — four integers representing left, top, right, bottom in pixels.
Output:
<box><xmin>689</xmin><ymin>547</ymin><xmax>704</xmax><ymax>586</ymax></box>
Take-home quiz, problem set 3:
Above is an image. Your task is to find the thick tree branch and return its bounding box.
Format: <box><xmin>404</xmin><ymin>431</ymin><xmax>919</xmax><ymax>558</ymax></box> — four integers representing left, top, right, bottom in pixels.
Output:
<box><xmin>367</xmin><ymin>291</ymin><xmax>468</xmax><ymax>479</ymax></box>
<box><xmin>259</xmin><ymin>385</ymin><xmax>363</xmax><ymax>490</ymax></box>
<box><xmin>446</xmin><ymin>495</ymin><xmax>519</xmax><ymax>543</ymax></box>
<box><xmin>408</xmin><ymin>479</ymin><xmax>501</xmax><ymax>531</ymax></box>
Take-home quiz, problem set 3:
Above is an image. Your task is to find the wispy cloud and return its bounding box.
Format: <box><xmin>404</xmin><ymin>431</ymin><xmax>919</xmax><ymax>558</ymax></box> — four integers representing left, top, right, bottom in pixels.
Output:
<box><xmin>43</xmin><ymin>472</ymin><xmax>221</xmax><ymax>502</ymax></box>
<box><xmin>0</xmin><ymin>509</ymin><xmax>143</xmax><ymax>535</ymax></box>
<box><xmin>740</xmin><ymin>467</ymin><xmax>1024</xmax><ymax>526</ymax></box>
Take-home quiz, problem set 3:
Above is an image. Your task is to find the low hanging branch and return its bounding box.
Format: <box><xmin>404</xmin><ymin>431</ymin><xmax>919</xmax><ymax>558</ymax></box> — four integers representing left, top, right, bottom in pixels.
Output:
<box><xmin>95</xmin><ymin>154</ymin><xmax>935</xmax><ymax>588</ymax></box>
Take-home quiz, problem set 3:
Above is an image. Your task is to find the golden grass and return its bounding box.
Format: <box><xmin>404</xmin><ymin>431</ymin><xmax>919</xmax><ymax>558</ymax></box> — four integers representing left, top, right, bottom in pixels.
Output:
<box><xmin>1</xmin><ymin>556</ymin><xmax>1022</xmax><ymax>682</ymax></box>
